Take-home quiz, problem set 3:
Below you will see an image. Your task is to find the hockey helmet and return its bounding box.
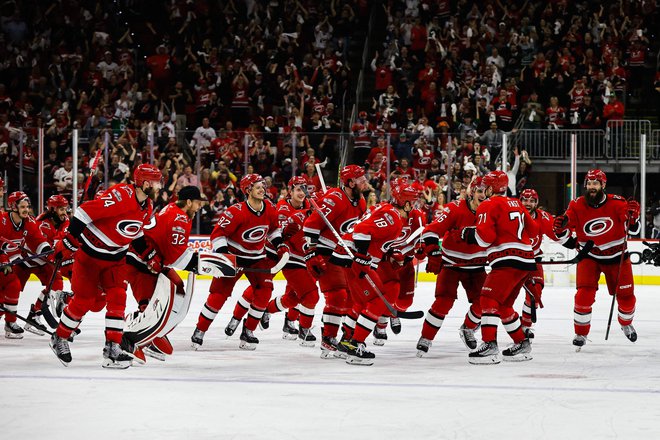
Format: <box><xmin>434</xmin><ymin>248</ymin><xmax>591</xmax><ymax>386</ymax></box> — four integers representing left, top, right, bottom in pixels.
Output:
<box><xmin>239</xmin><ymin>173</ymin><xmax>265</xmax><ymax>195</ymax></box>
<box><xmin>134</xmin><ymin>164</ymin><xmax>163</xmax><ymax>187</ymax></box>
<box><xmin>340</xmin><ymin>165</ymin><xmax>365</xmax><ymax>186</ymax></box>
<box><xmin>468</xmin><ymin>176</ymin><xmax>484</xmax><ymax>198</ymax></box>
<box><xmin>47</xmin><ymin>194</ymin><xmax>69</xmax><ymax>209</ymax></box>
<box><xmin>584</xmin><ymin>169</ymin><xmax>606</xmax><ymax>187</ymax></box>
<box><xmin>8</xmin><ymin>191</ymin><xmax>30</xmax><ymax>211</ymax></box>
<box><xmin>288</xmin><ymin>175</ymin><xmax>307</xmax><ymax>191</ymax></box>
<box><xmin>391</xmin><ymin>184</ymin><xmax>420</xmax><ymax>208</ymax></box>
<box><xmin>519</xmin><ymin>188</ymin><xmax>539</xmax><ymax>202</ymax></box>
<box><xmin>482</xmin><ymin>170</ymin><xmax>508</xmax><ymax>194</ymax></box>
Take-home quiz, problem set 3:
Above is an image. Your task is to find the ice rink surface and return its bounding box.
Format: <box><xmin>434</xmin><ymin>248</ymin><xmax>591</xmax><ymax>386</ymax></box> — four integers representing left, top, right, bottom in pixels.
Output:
<box><xmin>2</xmin><ymin>279</ymin><xmax>659</xmax><ymax>440</ymax></box>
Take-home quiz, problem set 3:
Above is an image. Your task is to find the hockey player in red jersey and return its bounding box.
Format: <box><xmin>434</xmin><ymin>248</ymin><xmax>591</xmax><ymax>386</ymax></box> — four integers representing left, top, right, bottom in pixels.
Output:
<box><xmin>552</xmin><ymin>169</ymin><xmax>640</xmax><ymax>348</ymax></box>
<box><xmin>415</xmin><ymin>177</ymin><xmax>487</xmax><ymax>356</ymax></box>
<box><xmin>259</xmin><ymin>176</ymin><xmax>320</xmax><ymax>345</ymax></box>
<box><xmin>49</xmin><ymin>164</ymin><xmax>162</xmax><ymax>368</ymax></box>
<box><xmin>21</xmin><ymin>195</ymin><xmax>71</xmax><ymax>335</ymax></box>
<box><xmin>461</xmin><ymin>171</ymin><xmax>539</xmax><ymax>364</ymax></box>
<box><xmin>303</xmin><ymin>164</ymin><xmax>367</xmax><ymax>358</ymax></box>
<box><xmin>124</xmin><ymin>185</ymin><xmax>205</xmax><ymax>360</ymax></box>
<box><xmin>518</xmin><ymin>189</ymin><xmax>559</xmax><ymax>337</ymax></box>
<box><xmin>328</xmin><ymin>184</ymin><xmax>419</xmax><ymax>365</ymax></box>
<box><xmin>0</xmin><ymin>192</ymin><xmax>52</xmax><ymax>338</ymax></box>
<box><xmin>372</xmin><ymin>178</ymin><xmax>425</xmax><ymax>345</ymax></box>
<box><xmin>191</xmin><ymin>174</ymin><xmax>287</xmax><ymax>351</ymax></box>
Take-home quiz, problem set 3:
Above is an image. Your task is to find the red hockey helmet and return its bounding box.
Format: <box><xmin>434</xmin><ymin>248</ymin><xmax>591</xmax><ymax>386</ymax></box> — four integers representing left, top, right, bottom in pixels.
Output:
<box><xmin>8</xmin><ymin>191</ymin><xmax>30</xmax><ymax>211</ymax></box>
<box><xmin>391</xmin><ymin>184</ymin><xmax>420</xmax><ymax>208</ymax></box>
<box><xmin>358</xmin><ymin>111</ymin><xmax>368</xmax><ymax>119</ymax></box>
<box><xmin>134</xmin><ymin>164</ymin><xmax>163</xmax><ymax>187</ymax></box>
<box><xmin>482</xmin><ymin>170</ymin><xmax>508</xmax><ymax>194</ymax></box>
<box><xmin>240</xmin><ymin>173</ymin><xmax>265</xmax><ymax>195</ymax></box>
<box><xmin>47</xmin><ymin>194</ymin><xmax>69</xmax><ymax>209</ymax></box>
<box><xmin>519</xmin><ymin>188</ymin><xmax>539</xmax><ymax>202</ymax></box>
<box><xmin>468</xmin><ymin>176</ymin><xmax>483</xmax><ymax>197</ymax></box>
<box><xmin>391</xmin><ymin>176</ymin><xmax>410</xmax><ymax>189</ymax></box>
<box><xmin>288</xmin><ymin>175</ymin><xmax>307</xmax><ymax>191</ymax></box>
<box><xmin>584</xmin><ymin>169</ymin><xmax>606</xmax><ymax>187</ymax></box>
<box><xmin>340</xmin><ymin>165</ymin><xmax>365</xmax><ymax>186</ymax></box>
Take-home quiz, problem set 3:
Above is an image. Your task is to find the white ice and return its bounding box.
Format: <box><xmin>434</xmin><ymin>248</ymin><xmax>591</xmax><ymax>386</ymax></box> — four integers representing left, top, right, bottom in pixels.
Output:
<box><xmin>2</xmin><ymin>279</ymin><xmax>659</xmax><ymax>440</ymax></box>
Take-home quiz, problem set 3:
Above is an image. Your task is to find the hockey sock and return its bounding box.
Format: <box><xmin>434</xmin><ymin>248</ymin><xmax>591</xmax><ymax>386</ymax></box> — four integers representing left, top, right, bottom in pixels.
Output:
<box><xmin>463</xmin><ymin>303</ymin><xmax>481</xmax><ymax>329</ymax></box>
<box><xmin>421</xmin><ymin>309</ymin><xmax>445</xmax><ymax>340</ymax></box>
<box><xmin>501</xmin><ymin>311</ymin><xmax>525</xmax><ymax>343</ymax></box>
<box><xmin>352</xmin><ymin>313</ymin><xmax>378</xmax><ymax>343</ymax></box>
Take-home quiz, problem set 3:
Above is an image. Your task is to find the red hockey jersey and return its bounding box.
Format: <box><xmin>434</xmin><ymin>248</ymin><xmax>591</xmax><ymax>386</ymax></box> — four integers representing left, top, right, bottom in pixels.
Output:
<box><xmin>71</xmin><ymin>183</ymin><xmax>153</xmax><ymax>261</ymax></box>
<box><xmin>276</xmin><ymin>198</ymin><xmax>310</xmax><ymax>269</ymax></box>
<box><xmin>303</xmin><ymin>187</ymin><xmax>366</xmax><ymax>255</ymax></box>
<box><xmin>529</xmin><ymin>208</ymin><xmax>558</xmax><ymax>256</ymax></box>
<box><xmin>128</xmin><ymin>203</ymin><xmax>195</xmax><ymax>270</ymax></box>
<box><xmin>473</xmin><ymin>196</ymin><xmax>538</xmax><ymax>269</ymax></box>
<box><xmin>389</xmin><ymin>208</ymin><xmax>426</xmax><ymax>256</ymax></box>
<box><xmin>0</xmin><ymin>212</ymin><xmax>50</xmax><ymax>265</ymax></box>
<box><xmin>24</xmin><ymin>214</ymin><xmax>70</xmax><ymax>268</ymax></box>
<box><xmin>560</xmin><ymin>194</ymin><xmax>634</xmax><ymax>263</ymax></box>
<box><xmin>422</xmin><ymin>199</ymin><xmax>487</xmax><ymax>269</ymax></box>
<box><xmin>211</xmin><ymin>199</ymin><xmax>282</xmax><ymax>265</ymax></box>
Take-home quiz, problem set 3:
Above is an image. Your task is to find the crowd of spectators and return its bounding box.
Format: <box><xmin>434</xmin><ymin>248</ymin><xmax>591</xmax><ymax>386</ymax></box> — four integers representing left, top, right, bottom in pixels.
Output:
<box><xmin>0</xmin><ymin>0</ymin><xmax>657</xmax><ymax>232</ymax></box>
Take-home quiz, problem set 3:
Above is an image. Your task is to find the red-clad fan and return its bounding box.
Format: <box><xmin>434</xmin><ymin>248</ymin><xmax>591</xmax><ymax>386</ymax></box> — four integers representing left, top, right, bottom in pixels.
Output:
<box><xmin>260</xmin><ymin>176</ymin><xmax>320</xmax><ymax>345</ymax></box>
<box><xmin>460</xmin><ymin>171</ymin><xmax>539</xmax><ymax>364</ymax></box>
<box><xmin>0</xmin><ymin>192</ymin><xmax>52</xmax><ymax>339</ymax></box>
<box><xmin>553</xmin><ymin>169</ymin><xmax>640</xmax><ymax>349</ymax></box>
<box><xmin>49</xmin><ymin>164</ymin><xmax>161</xmax><ymax>369</ymax></box>
<box><xmin>372</xmin><ymin>178</ymin><xmax>425</xmax><ymax>344</ymax></box>
<box><xmin>415</xmin><ymin>177</ymin><xmax>488</xmax><ymax>356</ymax></box>
<box><xmin>518</xmin><ymin>189</ymin><xmax>559</xmax><ymax>337</ymax></box>
<box><xmin>124</xmin><ymin>185</ymin><xmax>205</xmax><ymax>360</ymax></box>
<box><xmin>21</xmin><ymin>195</ymin><xmax>71</xmax><ymax>336</ymax></box>
<box><xmin>302</xmin><ymin>164</ymin><xmax>367</xmax><ymax>358</ymax></box>
<box><xmin>327</xmin><ymin>184</ymin><xmax>418</xmax><ymax>365</ymax></box>
<box><xmin>352</xmin><ymin>111</ymin><xmax>374</xmax><ymax>166</ymax></box>
<box><xmin>191</xmin><ymin>174</ymin><xmax>286</xmax><ymax>351</ymax></box>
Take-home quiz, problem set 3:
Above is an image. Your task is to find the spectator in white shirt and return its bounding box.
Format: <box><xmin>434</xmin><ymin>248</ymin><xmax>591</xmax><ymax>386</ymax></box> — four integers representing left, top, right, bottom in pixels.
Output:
<box><xmin>192</xmin><ymin>117</ymin><xmax>216</xmax><ymax>153</ymax></box>
<box><xmin>97</xmin><ymin>51</ymin><xmax>119</xmax><ymax>81</ymax></box>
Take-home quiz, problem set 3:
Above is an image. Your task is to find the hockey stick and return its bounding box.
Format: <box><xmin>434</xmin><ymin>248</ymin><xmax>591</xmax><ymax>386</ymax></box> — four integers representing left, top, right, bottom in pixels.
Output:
<box><xmin>198</xmin><ymin>252</ymin><xmax>289</xmax><ymax>277</ymax></box>
<box><xmin>0</xmin><ymin>304</ymin><xmax>75</xmax><ymax>341</ymax></box>
<box><xmin>0</xmin><ymin>238</ymin><xmax>56</xmax><ymax>267</ymax></box>
<box><xmin>40</xmin><ymin>258</ymin><xmax>63</xmax><ymax>329</ymax></box>
<box><xmin>302</xmin><ymin>186</ymin><xmax>423</xmax><ymax>319</ymax></box>
<box><xmin>414</xmin><ymin>217</ymin><xmax>422</xmax><ymax>287</ymax></box>
<box><xmin>315</xmin><ymin>163</ymin><xmax>327</xmax><ymax>192</ymax></box>
<box><xmin>522</xmin><ymin>283</ymin><xmax>537</xmax><ymax>324</ymax></box>
<box><xmin>605</xmin><ymin>223</ymin><xmax>630</xmax><ymax>341</ymax></box>
<box><xmin>80</xmin><ymin>149</ymin><xmax>103</xmax><ymax>204</ymax></box>
<box><xmin>0</xmin><ymin>250</ymin><xmax>54</xmax><ymax>269</ymax></box>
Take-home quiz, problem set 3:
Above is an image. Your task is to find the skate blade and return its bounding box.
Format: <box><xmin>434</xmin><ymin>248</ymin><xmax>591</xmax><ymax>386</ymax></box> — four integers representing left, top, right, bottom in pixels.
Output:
<box><xmin>416</xmin><ymin>350</ymin><xmax>427</xmax><ymax>358</ymax></box>
<box><xmin>299</xmin><ymin>340</ymin><xmax>316</xmax><ymax>347</ymax></box>
<box><xmin>49</xmin><ymin>343</ymin><xmax>71</xmax><ymax>367</ymax></box>
<box><xmin>191</xmin><ymin>342</ymin><xmax>202</xmax><ymax>351</ymax></box>
<box><xmin>468</xmin><ymin>355</ymin><xmax>501</xmax><ymax>365</ymax></box>
<box><xmin>239</xmin><ymin>341</ymin><xmax>257</xmax><ymax>351</ymax></box>
<box><xmin>282</xmin><ymin>333</ymin><xmax>298</xmax><ymax>341</ymax></box>
<box><xmin>575</xmin><ymin>346</ymin><xmax>583</xmax><ymax>352</ymax></box>
<box><xmin>144</xmin><ymin>347</ymin><xmax>166</xmax><ymax>361</ymax></box>
<box><xmin>5</xmin><ymin>331</ymin><xmax>24</xmax><ymax>339</ymax></box>
<box><xmin>502</xmin><ymin>354</ymin><xmax>533</xmax><ymax>362</ymax></box>
<box><xmin>346</xmin><ymin>356</ymin><xmax>374</xmax><ymax>366</ymax></box>
<box><xmin>372</xmin><ymin>338</ymin><xmax>386</xmax><ymax>346</ymax></box>
<box><xmin>334</xmin><ymin>352</ymin><xmax>348</xmax><ymax>359</ymax></box>
<box><xmin>24</xmin><ymin>326</ymin><xmax>46</xmax><ymax>336</ymax></box>
<box><xmin>102</xmin><ymin>359</ymin><xmax>131</xmax><ymax>369</ymax></box>
<box><xmin>320</xmin><ymin>349</ymin><xmax>337</xmax><ymax>359</ymax></box>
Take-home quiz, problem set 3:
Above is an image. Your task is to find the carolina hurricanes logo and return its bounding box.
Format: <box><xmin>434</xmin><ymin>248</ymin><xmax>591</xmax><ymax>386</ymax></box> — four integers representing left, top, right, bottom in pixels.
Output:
<box><xmin>116</xmin><ymin>220</ymin><xmax>144</xmax><ymax>238</ymax></box>
<box><xmin>339</xmin><ymin>218</ymin><xmax>358</xmax><ymax>234</ymax></box>
<box><xmin>530</xmin><ymin>235</ymin><xmax>541</xmax><ymax>249</ymax></box>
<box><xmin>0</xmin><ymin>240</ymin><xmax>21</xmax><ymax>252</ymax></box>
<box><xmin>383</xmin><ymin>228</ymin><xmax>408</xmax><ymax>250</ymax></box>
<box><xmin>418</xmin><ymin>157</ymin><xmax>431</xmax><ymax>164</ymax></box>
<box><xmin>583</xmin><ymin>217</ymin><xmax>614</xmax><ymax>237</ymax></box>
<box><xmin>242</xmin><ymin>226</ymin><xmax>268</xmax><ymax>243</ymax></box>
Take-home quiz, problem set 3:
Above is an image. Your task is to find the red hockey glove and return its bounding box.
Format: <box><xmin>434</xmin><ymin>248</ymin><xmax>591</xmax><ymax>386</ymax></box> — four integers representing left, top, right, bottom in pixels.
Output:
<box><xmin>352</xmin><ymin>253</ymin><xmax>373</xmax><ymax>279</ymax></box>
<box><xmin>282</xmin><ymin>220</ymin><xmax>301</xmax><ymax>240</ymax></box>
<box><xmin>552</xmin><ymin>215</ymin><xmax>569</xmax><ymax>235</ymax></box>
<box><xmin>54</xmin><ymin>234</ymin><xmax>79</xmax><ymax>261</ymax></box>
<box><xmin>277</xmin><ymin>243</ymin><xmax>290</xmax><ymax>259</ymax></box>
<box><xmin>387</xmin><ymin>251</ymin><xmax>406</xmax><ymax>268</ymax></box>
<box><xmin>1</xmin><ymin>253</ymin><xmax>12</xmax><ymax>275</ymax></box>
<box><xmin>142</xmin><ymin>247</ymin><xmax>163</xmax><ymax>274</ymax></box>
<box><xmin>416</xmin><ymin>243</ymin><xmax>439</xmax><ymax>259</ymax></box>
<box><xmin>425</xmin><ymin>255</ymin><xmax>443</xmax><ymax>274</ymax></box>
<box><xmin>626</xmin><ymin>199</ymin><xmax>640</xmax><ymax>225</ymax></box>
<box><xmin>304</xmin><ymin>248</ymin><xmax>327</xmax><ymax>278</ymax></box>
<box><xmin>460</xmin><ymin>226</ymin><xmax>477</xmax><ymax>243</ymax></box>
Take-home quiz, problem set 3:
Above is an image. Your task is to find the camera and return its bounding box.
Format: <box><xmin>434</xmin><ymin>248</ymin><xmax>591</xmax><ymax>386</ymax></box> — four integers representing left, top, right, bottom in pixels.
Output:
<box><xmin>641</xmin><ymin>241</ymin><xmax>660</xmax><ymax>266</ymax></box>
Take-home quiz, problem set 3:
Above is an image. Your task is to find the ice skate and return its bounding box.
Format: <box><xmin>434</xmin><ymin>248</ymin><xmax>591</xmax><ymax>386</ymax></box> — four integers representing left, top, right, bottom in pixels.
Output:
<box><xmin>458</xmin><ymin>324</ymin><xmax>477</xmax><ymax>349</ymax></box>
<box><xmin>416</xmin><ymin>337</ymin><xmax>432</xmax><ymax>357</ymax></box>
<box><xmin>239</xmin><ymin>321</ymin><xmax>259</xmax><ymax>350</ymax></box>
<box><xmin>502</xmin><ymin>339</ymin><xmax>533</xmax><ymax>362</ymax></box>
<box><xmin>621</xmin><ymin>324</ymin><xmax>637</xmax><ymax>342</ymax></box>
<box><xmin>320</xmin><ymin>336</ymin><xmax>339</xmax><ymax>359</ymax></box>
<box><xmin>282</xmin><ymin>319</ymin><xmax>299</xmax><ymax>340</ymax></box>
<box><xmin>334</xmin><ymin>338</ymin><xmax>350</xmax><ymax>359</ymax></box>
<box><xmin>144</xmin><ymin>343</ymin><xmax>166</xmax><ymax>361</ymax></box>
<box><xmin>24</xmin><ymin>310</ymin><xmax>46</xmax><ymax>336</ymax></box>
<box><xmin>298</xmin><ymin>327</ymin><xmax>316</xmax><ymax>347</ymax></box>
<box><xmin>573</xmin><ymin>334</ymin><xmax>587</xmax><ymax>351</ymax></box>
<box><xmin>342</xmin><ymin>340</ymin><xmax>375</xmax><ymax>366</ymax></box>
<box><xmin>373</xmin><ymin>326</ymin><xmax>387</xmax><ymax>346</ymax></box>
<box><xmin>468</xmin><ymin>341</ymin><xmax>500</xmax><ymax>365</ymax></box>
<box><xmin>390</xmin><ymin>316</ymin><xmax>402</xmax><ymax>334</ymax></box>
<box><xmin>191</xmin><ymin>328</ymin><xmax>205</xmax><ymax>350</ymax></box>
<box><xmin>49</xmin><ymin>290</ymin><xmax>71</xmax><ymax>318</ymax></box>
<box><xmin>102</xmin><ymin>341</ymin><xmax>133</xmax><ymax>369</ymax></box>
<box><xmin>522</xmin><ymin>326</ymin><xmax>535</xmax><ymax>339</ymax></box>
<box><xmin>5</xmin><ymin>321</ymin><xmax>25</xmax><ymax>339</ymax></box>
<box><xmin>224</xmin><ymin>317</ymin><xmax>240</xmax><ymax>337</ymax></box>
<box><xmin>50</xmin><ymin>334</ymin><xmax>72</xmax><ymax>366</ymax></box>
<box><xmin>259</xmin><ymin>311</ymin><xmax>270</xmax><ymax>330</ymax></box>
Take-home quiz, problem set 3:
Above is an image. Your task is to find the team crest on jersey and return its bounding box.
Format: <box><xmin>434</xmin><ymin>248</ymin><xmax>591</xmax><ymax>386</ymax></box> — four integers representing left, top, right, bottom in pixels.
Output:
<box><xmin>339</xmin><ymin>218</ymin><xmax>358</xmax><ymax>234</ymax></box>
<box><xmin>125</xmin><ymin>187</ymin><xmax>134</xmax><ymax>198</ymax></box>
<box><xmin>242</xmin><ymin>226</ymin><xmax>268</xmax><ymax>243</ymax></box>
<box><xmin>583</xmin><ymin>217</ymin><xmax>614</xmax><ymax>236</ymax></box>
<box><xmin>174</xmin><ymin>214</ymin><xmax>189</xmax><ymax>223</ymax></box>
<box><xmin>0</xmin><ymin>240</ymin><xmax>21</xmax><ymax>252</ymax></box>
<box><xmin>116</xmin><ymin>220</ymin><xmax>144</xmax><ymax>238</ymax></box>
